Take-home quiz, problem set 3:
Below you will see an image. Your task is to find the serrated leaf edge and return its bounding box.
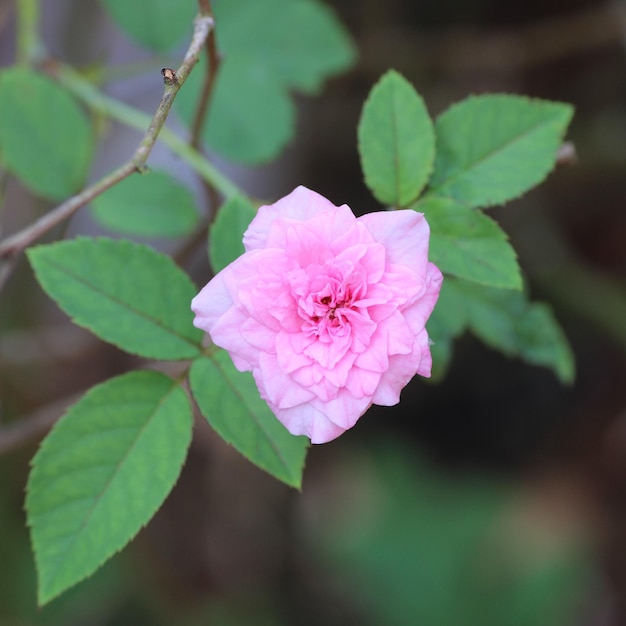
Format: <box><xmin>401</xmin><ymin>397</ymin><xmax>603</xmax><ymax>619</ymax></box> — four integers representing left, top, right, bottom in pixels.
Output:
<box><xmin>428</xmin><ymin>93</ymin><xmax>574</xmax><ymax>208</ymax></box>
<box><xmin>27</xmin><ymin>237</ymin><xmax>202</xmax><ymax>360</ymax></box>
<box><xmin>26</xmin><ymin>371</ymin><xmax>192</xmax><ymax>605</ymax></box>
<box><xmin>416</xmin><ymin>197</ymin><xmax>523</xmax><ymax>289</ymax></box>
<box><xmin>358</xmin><ymin>69</ymin><xmax>435</xmax><ymax>207</ymax></box>
<box><xmin>191</xmin><ymin>354</ymin><xmax>307</xmax><ymax>489</ymax></box>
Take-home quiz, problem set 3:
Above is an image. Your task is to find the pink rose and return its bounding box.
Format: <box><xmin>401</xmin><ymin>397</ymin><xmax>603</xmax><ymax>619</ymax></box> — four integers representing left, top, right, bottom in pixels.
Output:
<box><xmin>192</xmin><ymin>186</ymin><xmax>443</xmax><ymax>444</ymax></box>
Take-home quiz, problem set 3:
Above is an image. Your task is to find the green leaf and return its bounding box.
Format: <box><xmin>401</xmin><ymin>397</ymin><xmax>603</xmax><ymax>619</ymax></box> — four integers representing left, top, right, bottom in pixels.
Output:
<box><xmin>27</xmin><ymin>238</ymin><xmax>202</xmax><ymax>360</ymax></box>
<box><xmin>91</xmin><ymin>170</ymin><xmax>199</xmax><ymax>238</ymax></box>
<box><xmin>176</xmin><ymin>55</ymin><xmax>295</xmax><ymax>164</ymax></box>
<box><xmin>426</xmin><ymin>278</ymin><xmax>468</xmax><ymax>379</ymax></box>
<box><xmin>452</xmin><ymin>279</ymin><xmax>575</xmax><ymax>383</ymax></box>
<box><xmin>427</xmin><ymin>278</ymin><xmax>575</xmax><ymax>382</ymax></box>
<box><xmin>511</xmin><ymin>303</ymin><xmax>576</xmax><ymax>385</ymax></box>
<box><xmin>416</xmin><ymin>197</ymin><xmax>522</xmax><ymax>289</ymax></box>
<box><xmin>26</xmin><ymin>371</ymin><xmax>193</xmax><ymax>605</ymax></box>
<box><xmin>176</xmin><ymin>0</ymin><xmax>355</xmax><ymax>163</ymax></box>
<box><xmin>209</xmin><ymin>196</ymin><xmax>257</xmax><ymax>272</ymax></box>
<box><xmin>213</xmin><ymin>0</ymin><xmax>356</xmax><ymax>94</ymax></box>
<box><xmin>427</xmin><ymin>279</ymin><xmax>467</xmax><ymax>341</ymax></box>
<box><xmin>190</xmin><ymin>352</ymin><xmax>308</xmax><ymax>488</ymax></box>
<box><xmin>428</xmin><ymin>335</ymin><xmax>453</xmax><ymax>382</ymax></box>
<box><xmin>0</xmin><ymin>68</ymin><xmax>93</xmax><ymax>200</ymax></box>
<box><xmin>100</xmin><ymin>0</ymin><xmax>195</xmax><ymax>51</ymax></box>
<box><xmin>428</xmin><ymin>95</ymin><xmax>573</xmax><ymax>208</ymax></box>
<box><xmin>358</xmin><ymin>70</ymin><xmax>435</xmax><ymax>207</ymax></box>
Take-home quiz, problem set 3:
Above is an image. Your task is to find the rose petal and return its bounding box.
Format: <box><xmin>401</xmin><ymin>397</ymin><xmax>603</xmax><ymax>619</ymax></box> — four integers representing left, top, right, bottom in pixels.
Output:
<box><xmin>192</xmin><ymin>186</ymin><xmax>443</xmax><ymax>444</ymax></box>
<box><xmin>244</xmin><ymin>186</ymin><xmax>350</xmax><ymax>251</ymax></box>
<box><xmin>256</xmin><ymin>352</ymin><xmax>316</xmax><ymax>408</ymax></box>
<box><xmin>270</xmin><ymin>401</ymin><xmax>348</xmax><ymax>444</ymax></box>
<box><xmin>359</xmin><ymin>210</ymin><xmax>431</xmax><ymax>276</ymax></box>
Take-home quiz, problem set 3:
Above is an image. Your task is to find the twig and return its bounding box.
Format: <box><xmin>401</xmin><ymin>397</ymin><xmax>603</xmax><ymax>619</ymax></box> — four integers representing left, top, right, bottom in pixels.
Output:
<box><xmin>0</xmin><ymin>359</ymin><xmax>191</xmax><ymax>456</ymax></box>
<box><xmin>190</xmin><ymin>0</ymin><xmax>221</xmax><ymax>151</ymax></box>
<box><xmin>53</xmin><ymin>65</ymin><xmax>241</xmax><ymax>199</ymax></box>
<box><xmin>16</xmin><ymin>0</ymin><xmax>41</xmax><ymax>65</ymax></box>
<box><xmin>0</xmin><ymin>161</ymin><xmax>136</xmax><ymax>260</ymax></box>
<box><xmin>174</xmin><ymin>213</ymin><xmax>211</xmax><ymax>267</ymax></box>
<box><xmin>188</xmin><ymin>0</ymin><xmax>223</xmax><ymax>256</ymax></box>
<box><xmin>0</xmin><ymin>256</ymin><xmax>16</xmax><ymax>292</ymax></box>
<box><xmin>0</xmin><ymin>11</ymin><xmax>215</xmax><ymax>262</ymax></box>
<box><xmin>0</xmin><ymin>392</ymin><xmax>80</xmax><ymax>455</ymax></box>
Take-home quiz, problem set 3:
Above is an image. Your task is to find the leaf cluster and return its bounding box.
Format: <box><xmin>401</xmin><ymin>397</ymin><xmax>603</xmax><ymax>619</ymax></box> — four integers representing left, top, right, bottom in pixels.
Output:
<box><xmin>0</xmin><ymin>5</ymin><xmax>575</xmax><ymax>607</ymax></box>
<box><xmin>358</xmin><ymin>70</ymin><xmax>574</xmax><ymax>381</ymax></box>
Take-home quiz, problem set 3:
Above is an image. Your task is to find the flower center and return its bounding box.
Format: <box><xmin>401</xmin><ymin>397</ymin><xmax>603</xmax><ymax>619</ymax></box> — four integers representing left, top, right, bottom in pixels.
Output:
<box><xmin>303</xmin><ymin>284</ymin><xmax>356</xmax><ymax>338</ymax></box>
<box><xmin>290</xmin><ymin>260</ymin><xmax>370</xmax><ymax>341</ymax></box>
<box><xmin>319</xmin><ymin>295</ymin><xmax>343</xmax><ymax>320</ymax></box>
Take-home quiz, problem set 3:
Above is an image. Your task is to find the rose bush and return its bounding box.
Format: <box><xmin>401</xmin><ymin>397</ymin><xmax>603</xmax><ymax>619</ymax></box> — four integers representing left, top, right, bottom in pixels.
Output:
<box><xmin>192</xmin><ymin>186</ymin><xmax>443</xmax><ymax>443</ymax></box>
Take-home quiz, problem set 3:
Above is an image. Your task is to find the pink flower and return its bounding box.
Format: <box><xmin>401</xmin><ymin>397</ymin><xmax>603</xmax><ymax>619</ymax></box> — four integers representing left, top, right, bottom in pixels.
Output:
<box><xmin>192</xmin><ymin>186</ymin><xmax>443</xmax><ymax>444</ymax></box>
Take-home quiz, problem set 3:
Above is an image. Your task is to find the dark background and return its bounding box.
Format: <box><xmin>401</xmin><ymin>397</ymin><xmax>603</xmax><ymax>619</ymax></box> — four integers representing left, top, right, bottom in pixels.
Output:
<box><xmin>1</xmin><ymin>0</ymin><xmax>625</xmax><ymax>624</ymax></box>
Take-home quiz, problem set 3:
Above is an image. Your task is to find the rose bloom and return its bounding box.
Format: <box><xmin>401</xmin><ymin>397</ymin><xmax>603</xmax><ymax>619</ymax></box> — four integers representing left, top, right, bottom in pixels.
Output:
<box><xmin>192</xmin><ymin>186</ymin><xmax>443</xmax><ymax>444</ymax></box>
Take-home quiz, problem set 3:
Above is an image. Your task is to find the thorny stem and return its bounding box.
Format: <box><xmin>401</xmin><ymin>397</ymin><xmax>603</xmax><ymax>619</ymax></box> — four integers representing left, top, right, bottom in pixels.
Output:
<box><xmin>0</xmin><ymin>11</ymin><xmax>236</xmax><ymax>271</ymax></box>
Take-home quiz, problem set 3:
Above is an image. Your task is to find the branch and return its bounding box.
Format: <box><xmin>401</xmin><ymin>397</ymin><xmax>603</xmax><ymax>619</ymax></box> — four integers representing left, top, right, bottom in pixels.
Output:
<box><xmin>187</xmin><ymin>0</ymin><xmax>223</xmax><ymax>254</ymax></box>
<box><xmin>0</xmin><ymin>161</ymin><xmax>136</xmax><ymax>260</ymax></box>
<box><xmin>54</xmin><ymin>65</ymin><xmax>241</xmax><ymax>198</ymax></box>
<box><xmin>0</xmin><ymin>359</ymin><xmax>190</xmax><ymax>456</ymax></box>
<box><xmin>16</xmin><ymin>0</ymin><xmax>42</xmax><ymax>65</ymax></box>
<box><xmin>190</xmin><ymin>0</ymin><xmax>221</xmax><ymax>151</ymax></box>
<box><xmin>0</xmin><ymin>12</ymin><xmax>215</xmax><ymax>262</ymax></box>
<box><xmin>0</xmin><ymin>392</ymin><xmax>80</xmax><ymax>456</ymax></box>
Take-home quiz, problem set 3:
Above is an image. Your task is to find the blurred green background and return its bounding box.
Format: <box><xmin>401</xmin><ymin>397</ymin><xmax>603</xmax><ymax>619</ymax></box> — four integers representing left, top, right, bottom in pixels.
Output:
<box><xmin>1</xmin><ymin>0</ymin><xmax>625</xmax><ymax>623</ymax></box>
